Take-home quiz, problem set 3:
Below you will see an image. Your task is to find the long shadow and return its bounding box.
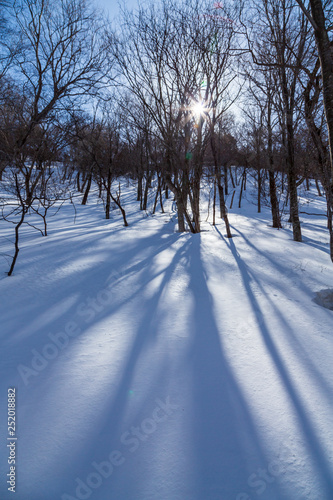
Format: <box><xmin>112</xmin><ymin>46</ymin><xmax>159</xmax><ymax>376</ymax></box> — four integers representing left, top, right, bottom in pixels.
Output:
<box><xmin>299</xmin><ymin>236</ymin><xmax>331</xmax><ymax>255</ymax></box>
<box><xmin>224</xmin><ymin>225</ymin><xmax>333</xmax><ymax>402</ymax></box>
<box><xmin>52</xmin><ymin>231</ymin><xmax>195</xmax><ymax>499</ymax></box>
<box><xmin>223</xmin><ymin>233</ymin><xmax>333</xmax><ymax>498</ymax></box>
<box><xmin>227</xmin><ymin>224</ymin><xmax>317</xmax><ymax>299</ymax></box>
<box><xmin>0</xmin><ymin>222</ymin><xmax>191</xmax><ymax>499</ymax></box>
<box><xmin>0</xmin><ymin>215</ymin><xmax>178</xmax><ymax>343</ymax></box>
<box><xmin>185</xmin><ymin>235</ymin><xmax>282</xmax><ymax>499</ymax></box>
<box><xmin>282</xmin><ymin>224</ymin><xmax>330</xmax><ymax>255</ymax></box>
<box><xmin>91</xmin><ymin>235</ymin><xmax>190</xmax><ymax>431</ymax></box>
<box><xmin>0</xmin><ymin>214</ymin><xmax>183</xmax><ymax>366</ymax></box>
<box><xmin>84</xmin><ymin>237</ymin><xmax>194</xmax><ymax>499</ymax></box>
<box><xmin>2</xmin><ymin>212</ymin><xmax>332</xmax><ymax>499</ymax></box>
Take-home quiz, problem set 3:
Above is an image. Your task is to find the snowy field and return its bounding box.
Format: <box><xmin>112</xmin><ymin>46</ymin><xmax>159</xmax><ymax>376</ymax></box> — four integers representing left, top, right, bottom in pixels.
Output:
<box><xmin>1</xmin><ymin>177</ymin><xmax>333</xmax><ymax>500</ymax></box>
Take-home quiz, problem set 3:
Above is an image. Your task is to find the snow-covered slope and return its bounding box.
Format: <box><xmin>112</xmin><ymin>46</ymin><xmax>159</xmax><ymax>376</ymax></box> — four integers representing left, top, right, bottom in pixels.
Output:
<box><xmin>0</xmin><ymin>178</ymin><xmax>333</xmax><ymax>500</ymax></box>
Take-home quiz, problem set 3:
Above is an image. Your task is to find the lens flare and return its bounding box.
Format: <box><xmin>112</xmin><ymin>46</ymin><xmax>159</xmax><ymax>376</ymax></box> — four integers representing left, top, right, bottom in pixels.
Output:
<box><xmin>192</xmin><ymin>102</ymin><xmax>205</xmax><ymax>118</ymax></box>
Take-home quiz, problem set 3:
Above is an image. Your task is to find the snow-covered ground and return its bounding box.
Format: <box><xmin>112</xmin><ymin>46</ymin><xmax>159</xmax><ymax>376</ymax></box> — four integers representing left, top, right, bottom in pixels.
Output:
<box><xmin>1</xmin><ymin>177</ymin><xmax>333</xmax><ymax>500</ymax></box>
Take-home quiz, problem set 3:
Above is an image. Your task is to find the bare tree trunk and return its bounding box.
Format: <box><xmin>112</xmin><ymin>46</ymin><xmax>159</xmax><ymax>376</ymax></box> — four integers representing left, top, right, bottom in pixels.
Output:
<box><xmin>257</xmin><ymin>168</ymin><xmax>262</xmax><ymax>213</ymax></box>
<box><xmin>308</xmin><ymin>0</ymin><xmax>333</xmax><ymax>260</ymax></box>
<box><xmin>213</xmin><ymin>176</ymin><xmax>216</xmax><ymax>226</ymax></box>
<box><xmin>215</xmin><ymin>167</ymin><xmax>224</xmax><ymax>219</ymax></box>
<box><xmin>8</xmin><ymin>209</ymin><xmax>26</xmax><ymax>276</ymax></box>
<box><xmin>269</xmin><ymin>172</ymin><xmax>282</xmax><ymax>228</ymax></box>
<box><xmin>211</xmin><ymin>133</ymin><xmax>232</xmax><ymax>236</ymax></box>
<box><xmin>230</xmin><ymin>190</ymin><xmax>236</xmax><ymax>209</ymax></box>
<box><xmin>159</xmin><ymin>185</ymin><xmax>164</xmax><ymax>213</ymax></box>
<box><xmin>288</xmin><ymin>167</ymin><xmax>302</xmax><ymax>241</ymax></box>
<box><xmin>218</xmin><ymin>184</ymin><xmax>232</xmax><ymax>237</ymax></box>
<box><xmin>98</xmin><ymin>179</ymin><xmax>103</xmax><ymax>199</ymax></box>
<box><xmin>229</xmin><ymin>167</ymin><xmax>235</xmax><ymax>188</ymax></box>
<box><xmin>177</xmin><ymin>195</ymin><xmax>186</xmax><ymax>232</ymax></box>
<box><xmin>76</xmin><ymin>172</ymin><xmax>81</xmax><ymax>192</ymax></box>
<box><xmin>191</xmin><ymin>163</ymin><xmax>202</xmax><ymax>233</ymax></box>
<box><xmin>165</xmin><ymin>172</ymin><xmax>194</xmax><ymax>233</ymax></box>
<box><xmin>267</xmin><ymin>100</ymin><xmax>282</xmax><ymax>228</ymax></box>
<box><xmin>142</xmin><ymin>172</ymin><xmax>151</xmax><ymax>211</ymax></box>
<box><xmin>306</xmin><ymin>0</ymin><xmax>333</xmax><ymax>176</ymax></box>
<box><xmin>82</xmin><ymin>173</ymin><xmax>92</xmax><ymax>205</ymax></box>
<box><xmin>239</xmin><ymin>170</ymin><xmax>245</xmax><ymax>208</ymax></box>
<box><xmin>224</xmin><ymin>166</ymin><xmax>228</xmax><ymax>195</ymax></box>
<box><xmin>303</xmin><ymin>55</ymin><xmax>333</xmax><ymax>255</ymax></box>
<box><xmin>105</xmin><ymin>169</ymin><xmax>112</xmax><ymax>219</ymax></box>
<box><xmin>110</xmin><ymin>183</ymin><xmax>128</xmax><ymax>226</ymax></box>
<box><xmin>153</xmin><ymin>176</ymin><xmax>160</xmax><ymax>214</ymax></box>
<box><xmin>137</xmin><ymin>174</ymin><xmax>143</xmax><ymax>202</ymax></box>
<box><xmin>284</xmin><ymin>106</ymin><xmax>302</xmax><ymax>240</ymax></box>
<box><xmin>41</xmin><ymin>209</ymin><xmax>48</xmax><ymax>236</ymax></box>
<box><xmin>326</xmin><ymin>192</ymin><xmax>333</xmax><ymax>258</ymax></box>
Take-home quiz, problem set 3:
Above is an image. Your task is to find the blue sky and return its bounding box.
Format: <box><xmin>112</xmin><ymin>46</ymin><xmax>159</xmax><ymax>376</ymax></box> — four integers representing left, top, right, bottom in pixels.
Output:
<box><xmin>94</xmin><ymin>0</ymin><xmax>139</xmax><ymax>19</ymax></box>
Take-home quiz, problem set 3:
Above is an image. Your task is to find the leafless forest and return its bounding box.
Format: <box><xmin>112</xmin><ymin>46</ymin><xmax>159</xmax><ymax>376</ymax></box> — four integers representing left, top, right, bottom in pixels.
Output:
<box><xmin>1</xmin><ymin>0</ymin><xmax>332</xmax><ymax>275</ymax></box>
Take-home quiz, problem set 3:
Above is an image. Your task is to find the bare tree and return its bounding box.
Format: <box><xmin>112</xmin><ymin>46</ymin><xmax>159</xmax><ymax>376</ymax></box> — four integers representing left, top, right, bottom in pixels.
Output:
<box><xmin>1</xmin><ymin>121</ymin><xmax>61</xmax><ymax>275</ymax></box>
<box><xmin>294</xmin><ymin>0</ymin><xmax>333</xmax><ymax>260</ymax></box>
<box><xmin>295</xmin><ymin>0</ymin><xmax>333</xmax><ymax>173</ymax></box>
<box><xmin>10</xmin><ymin>0</ymin><xmax>110</xmax><ymax>149</ymax></box>
<box><xmin>241</xmin><ymin>70</ymin><xmax>282</xmax><ymax>228</ymax></box>
<box><xmin>0</xmin><ymin>0</ymin><xmax>15</xmax><ymax>78</ymax></box>
<box><xmin>0</xmin><ymin>0</ymin><xmax>112</xmax><ymax>275</ymax></box>
<box><xmin>242</xmin><ymin>0</ymin><xmax>313</xmax><ymax>242</ymax></box>
<box><xmin>114</xmin><ymin>0</ymin><xmax>237</xmax><ymax>233</ymax></box>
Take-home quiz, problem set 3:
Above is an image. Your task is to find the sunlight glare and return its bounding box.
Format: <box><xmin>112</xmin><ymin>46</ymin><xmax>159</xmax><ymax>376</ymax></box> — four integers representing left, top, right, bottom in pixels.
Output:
<box><xmin>192</xmin><ymin>101</ymin><xmax>205</xmax><ymax>118</ymax></box>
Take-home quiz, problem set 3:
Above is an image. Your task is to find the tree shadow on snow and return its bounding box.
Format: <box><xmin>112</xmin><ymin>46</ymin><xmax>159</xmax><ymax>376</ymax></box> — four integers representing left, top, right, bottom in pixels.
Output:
<box><xmin>223</xmin><ymin>233</ymin><xmax>333</xmax><ymax>498</ymax></box>
<box><xmin>184</xmin><ymin>234</ymin><xmax>285</xmax><ymax>500</ymax></box>
<box><xmin>0</xmin><ymin>222</ymin><xmax>198</xmax><ymax>499</ymax></box>
<box><xmin>227</xmin><ymin>225</ymin><xmax>333</xmax><ymax>404</ymax></box>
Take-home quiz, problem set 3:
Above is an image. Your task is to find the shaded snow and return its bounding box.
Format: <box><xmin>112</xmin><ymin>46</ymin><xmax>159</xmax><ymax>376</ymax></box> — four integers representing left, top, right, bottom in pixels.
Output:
<box><xmin>0</xmin><ymin>178</ymin><xmax>333</xmax><ymax>500</ymax></box>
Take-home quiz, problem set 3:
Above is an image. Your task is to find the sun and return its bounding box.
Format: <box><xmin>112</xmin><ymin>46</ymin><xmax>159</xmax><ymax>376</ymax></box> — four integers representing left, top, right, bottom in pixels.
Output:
<box><xmin>192</xmin><ymin>101</ymin><xmax>206</xmax><ymax>119</ymax></box>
